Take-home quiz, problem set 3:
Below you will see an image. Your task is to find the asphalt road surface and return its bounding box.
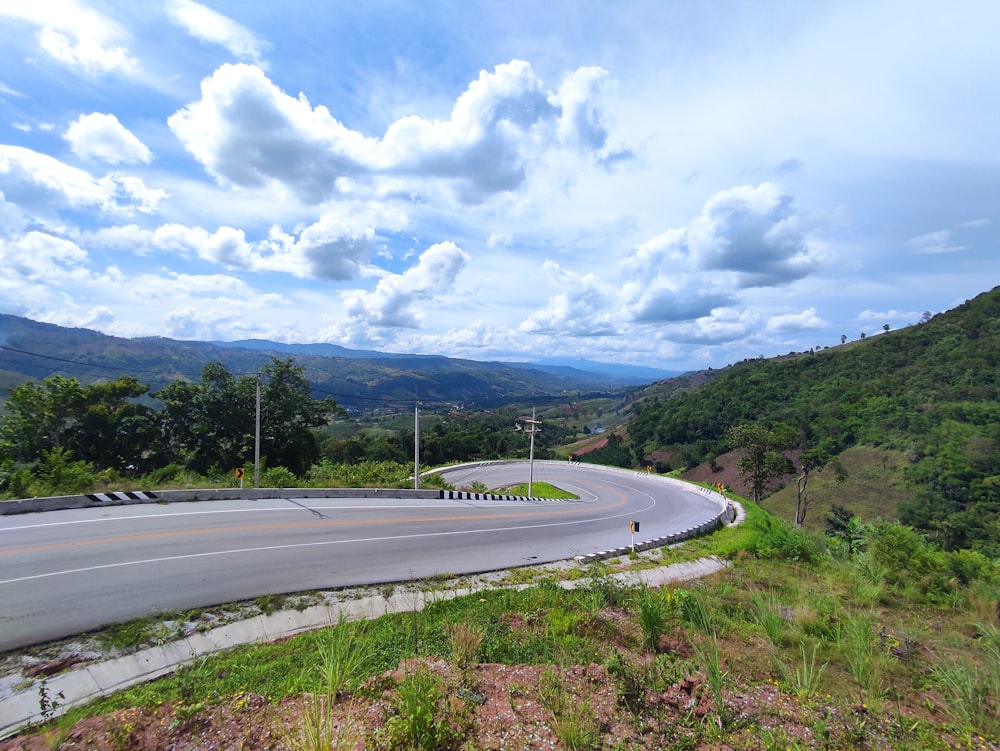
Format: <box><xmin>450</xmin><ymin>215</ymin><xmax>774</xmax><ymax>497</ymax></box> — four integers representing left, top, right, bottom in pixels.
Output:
<box><xmin>0</xmin><ymin>461</ymin><xmax>723</xmax><ymax>652</ymax></box>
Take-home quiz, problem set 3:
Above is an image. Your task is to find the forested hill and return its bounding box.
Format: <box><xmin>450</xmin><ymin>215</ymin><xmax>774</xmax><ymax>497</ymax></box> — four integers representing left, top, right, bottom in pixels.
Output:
<box><xmin>0</xmin><ymin>315</ymin><xmax>637</xmax><ymax>410</ymax></box>
<box><xmin>629</xmin><ymin>285</ymin><xmax>1000</xmax><ymax>555</ymax></box>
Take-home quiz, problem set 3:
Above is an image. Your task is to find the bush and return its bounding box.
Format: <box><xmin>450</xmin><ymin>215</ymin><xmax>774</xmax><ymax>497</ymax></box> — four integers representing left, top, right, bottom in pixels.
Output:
<box><xmin>260</xmin><ymin>466</ymin><xmax>298</xmax><ymax>488</ymax></box>
<box><xmin>37</xmin><ymin>447</ymin><xmax>93</xmax><ymax>496</ymax></box>
<box><xmin>144</xmin><ymin>464</ymin><xmax>186</xmax><ymax>486</ymax></box>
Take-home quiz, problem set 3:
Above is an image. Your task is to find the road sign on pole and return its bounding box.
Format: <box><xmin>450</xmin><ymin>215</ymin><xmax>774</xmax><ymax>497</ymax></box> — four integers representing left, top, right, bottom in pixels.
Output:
<box><xmin>235</xmin><ymin>467</ymin><xmax>245</xmax><ymax>489</ymax></box>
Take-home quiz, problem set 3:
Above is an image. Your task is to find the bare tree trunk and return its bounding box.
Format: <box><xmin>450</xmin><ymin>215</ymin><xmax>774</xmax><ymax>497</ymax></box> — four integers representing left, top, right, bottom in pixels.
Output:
<box><xmin>795</xmin><ymin>467</ymin><xmax>810</xmax><ymax>527</ymax></box>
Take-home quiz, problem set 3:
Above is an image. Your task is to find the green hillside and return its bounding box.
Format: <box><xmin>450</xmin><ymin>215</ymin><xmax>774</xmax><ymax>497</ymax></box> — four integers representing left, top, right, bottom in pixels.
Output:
<box><xmin>0</xmin><ymin>315</ymin><xmax>627</xmax><ymax>412</ymax></box>
<box><xmin>627</xmin><ymin>286</ymin><xmax>1000</xmax><ymax>555</ymax></box>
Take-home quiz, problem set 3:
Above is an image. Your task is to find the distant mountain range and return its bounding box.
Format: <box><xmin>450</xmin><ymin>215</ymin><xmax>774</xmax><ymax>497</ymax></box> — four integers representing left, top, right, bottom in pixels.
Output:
<box><xmin>0</xmin><ymin>315</ymin><xmax>681</xmax><ymax>410</ymax></box>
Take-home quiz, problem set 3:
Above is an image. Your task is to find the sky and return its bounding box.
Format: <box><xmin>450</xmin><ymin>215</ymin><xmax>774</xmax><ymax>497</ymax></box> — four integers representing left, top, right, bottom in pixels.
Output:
<box><xmin>0</xmin><ymin>0</ymin><xmax>998</xmax><ymax>373</ymax></box>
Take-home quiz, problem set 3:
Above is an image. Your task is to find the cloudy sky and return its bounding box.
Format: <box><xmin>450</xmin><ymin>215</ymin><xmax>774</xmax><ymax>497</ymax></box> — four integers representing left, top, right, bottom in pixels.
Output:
<box><xmin>1</xmin><ymin>1</ymin><xmax>997</xmax><ymax>372</ymax></box>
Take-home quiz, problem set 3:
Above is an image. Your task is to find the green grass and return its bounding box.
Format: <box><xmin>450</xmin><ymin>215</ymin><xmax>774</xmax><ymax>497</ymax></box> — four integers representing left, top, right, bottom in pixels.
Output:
<box><xmin>495</xmin><ymin>480</ymin><xmax>579</xmax><ymax>499</ymax></box>
<box><xmin>23</xmin><ymin>495</ymin><xmax>1000</xmax><ymax>750</ymax></box>
<box><xmin>764</xmin><ymin>445</ymin><xmax>914</xmax><ymax>527</ymax></box>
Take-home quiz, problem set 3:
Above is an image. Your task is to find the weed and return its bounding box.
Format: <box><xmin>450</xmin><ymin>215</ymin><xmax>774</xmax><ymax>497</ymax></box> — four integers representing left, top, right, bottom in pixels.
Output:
<box><xmin>446</xmin><ymin>621</ymin><xmax>483</xmax><ymax>672</ymax></box>
<box><xmin>932</xmin><ymin>641</ymin><xmax>1000</xmax><ymax>740</ymax></box>
<box><xmin>783</xmin><ymin>642</ymin><xmax>826</xmax><ymax>699</ymax></box>
<box><xmin>750</xmin><ymin>590</ymin><xmax>791</xmax><ymax>647</ymax></box>
<box><xmin>36</xmin><ymin>680</ymin><xmax>64</xmax><ymax>722</ymax></box>
<box><xmin>695</xmin><ymin>634</ymin><xmax>728</xmax><ymax>730</ymax></box>
<box><xmin>316</xmin><ymin>618</ymin><xmax>374</xmax><ymax>701</ymax></box>
<box><xmin>634</xmin><ymin>586</ymin><xmax>669</xmax><ymax>652</ymax></box>
<box><xmin>539</xmin><ymin>668</ymin><xmax>602</xmax><ymax>751</ymax></box>
<box><xmin>377</xmin><ymin>665</ymin><xmax>466</xmax><ymax>750</ymax></box>
<box><xmin>842</xmin><ymin>612</ymin><xmax>883</xmax><ymax>700</ymax></box>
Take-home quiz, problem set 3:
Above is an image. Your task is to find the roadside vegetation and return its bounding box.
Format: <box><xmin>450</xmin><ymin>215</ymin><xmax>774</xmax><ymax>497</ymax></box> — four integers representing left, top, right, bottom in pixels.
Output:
<box><xmin>6</xmin><ymin>496</ymin><xmax>998</xmax><ymax>750</ymax></box>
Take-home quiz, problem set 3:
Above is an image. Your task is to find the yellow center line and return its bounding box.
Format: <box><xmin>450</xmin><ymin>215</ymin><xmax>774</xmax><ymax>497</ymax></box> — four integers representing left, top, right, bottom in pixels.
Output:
<box><xmin>1</xmin><ymin>495</ymin><xmax>628</xmax><ymax>557</ymax></box>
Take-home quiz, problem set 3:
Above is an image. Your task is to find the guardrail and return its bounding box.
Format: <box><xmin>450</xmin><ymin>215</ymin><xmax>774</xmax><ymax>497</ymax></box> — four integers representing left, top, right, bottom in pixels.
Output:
<box><xmin>0</xmin><ymin>487</ymin><xmax>444</xmax><ymax>515</ymax></box>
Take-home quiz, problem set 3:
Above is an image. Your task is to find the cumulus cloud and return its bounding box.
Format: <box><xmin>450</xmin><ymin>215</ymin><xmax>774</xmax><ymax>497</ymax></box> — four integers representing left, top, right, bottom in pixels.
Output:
<box><xmin>0</xmin><ymin>230</ymin><xmax>89</xmax><ymax>282</ymax></box>
<box><xmin>551</xmin><ymin>66</ymin><xmax>610</xmax><ymax>150</ymax></box>
<box><xmin>168</xmin><ymin>60</ymin><xmax>614</xmax><ymax>204</ymax></box>
<box><xmin>166</xmin><ymin>0</ymin><xmax>269</xmax><ymax>67</ymax></box>
<box><xmin>621</xmin><ymin>183</ymin><xmax>826</xmax><ymax>326</ymax></box>
<box><xmin>168</xmin><ymin>64</ymin><xmax>373</xmax><ymax>203</ymax></box>
<box><xmin>765</xmin><ymin>307</ymin><xmax>826</xmax><ymax>333</ymax></box>
<box><xmin>86</xmin><ymin>214</ymin><xmax>375</xmax><ymax>281</ymax></box>
<box><xmin>0</xmin><ymin>1</ymin><xmax>138</xmax><ymax>76</ymax></box>
<box><xmin>661</xmin><ymin>307</ymin><xmax>761</xmax><ymax>345</ymax></box>
<box><xmin>487</xmin><ymin>231</ymin><xmax>513</xmax><ymax>248</ymax></box>
<box><xmin>64</xmin><ymin>113</ymin><xmax>153</xmax><ymax>164</ymax></box>
<box><xmin>519</xmin><ymin>260</ymin><xmax>619</xmax><ymax>336</ymax></box>
<box><xmin>0</xmin><ymin>145</ymin><xmax>165</xmax><ymax>223</ymax></box>
<box><xmin>341</xmin><ymin>241</ymin><xmax>469</xmax><ymax>328</ymax></box>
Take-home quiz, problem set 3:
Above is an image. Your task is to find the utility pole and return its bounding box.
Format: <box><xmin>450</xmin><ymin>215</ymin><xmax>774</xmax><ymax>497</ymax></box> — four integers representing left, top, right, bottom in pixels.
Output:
<box><xmin>414</xmin><ymin>400</ymin><xmax>420</xmax><ymax>490</ymax></box>
<box><xmin>254</xmin><ymin>373</ymin><xmax>261</xmax><ymax>488</ymax></box>
<box><xmin>517</xmin><ymin>407</ymin><xmax>541</xmax><ymax>497</ymax></box>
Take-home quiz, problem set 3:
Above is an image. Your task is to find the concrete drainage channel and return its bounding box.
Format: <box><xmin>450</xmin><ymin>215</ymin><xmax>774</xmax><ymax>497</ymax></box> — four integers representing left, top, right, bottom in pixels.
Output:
<box><xmin>0</xmin><ymin>548</ymin><xmax>738</xmax><ymax>739</ymax></box>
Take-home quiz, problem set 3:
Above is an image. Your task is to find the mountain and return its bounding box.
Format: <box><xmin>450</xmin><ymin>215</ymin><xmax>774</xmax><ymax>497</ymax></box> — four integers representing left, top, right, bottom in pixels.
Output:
<box><xmin>212</xmin><ymin>339</ymin><xmax>680</xmax><ymax>383</ymax></box>
<box><xmin>624</xmin><ymin>284</ymin><xmax>1000</xmax><ymax>555</ymax></box>
<box><xmin>0</xmin><ymin>315</ymin><xmax>647</xmax><ymax>410</ymax></box>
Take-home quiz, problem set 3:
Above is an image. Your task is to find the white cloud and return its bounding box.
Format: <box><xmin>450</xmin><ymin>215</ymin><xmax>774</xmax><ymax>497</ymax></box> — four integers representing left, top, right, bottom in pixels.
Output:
<box><xmin>168</xmin><ymin>63</ymin><xmax>374</xmax><ymax>203</ymax></box>
<box><xmin>620</xmin><ymin>183</ymin><xmax>827</xmax><ymax>325</ymax></box>
<box><xmin>856</xmin><ymin>309</ymin><xmax>919</xmax><ymax>325</ymax></box>
<box><xmin>341</xmin><ymin>241</ymin><xmax>469</xmax><ymax>329</ymax></box>
<box><xmin>906</xmin><ymin>229</ymin><xmax>963</xmax><ymax>254</ymax></box>
<box><xmin>0</xmin><ymin>1</ymin><xmax>138</xmax><ymax>76</ymax></box>
<box><xmin>0</xmin><ymin>146</ymin><xmax>165</xmax><ymax>222</ymax></box>
<box><xmin>551</xmin><ymin>66</ymin><xmax>610</xmax><ymax>150</ymax></box>
<box><xmin>64</xmin><ymin>113</ymin><xmax>153</xmax><ymax>164</ymax></box>
<box><xmin>168</xmin><ymin>60</ymin><xmax>614</xmax><ymax>204</ymax></box>
<box><xmin>765</xmin><ymin>307</ymin><xmax>826</xmax><ymax>333</ymax></box>
<box><xmin>86</xmin><ymin>214</ymin><xmax>376</xmax><ymax>281</ymax></box>
<box><xmin>519</xmin><ymin>260</ymin><xmax>618</xmax><ymax>336</ymax></box>
<box><xmin>487</xmin><ymin>231</ymin><xmax>513</xmax><ymax>248</ymax></box>
<box><xmin>166</xmin><ymin>0</ymin><xmax>269</xmax><ymax>67</ymax></box>
<box><xmin>660</xmin><ymin>308</ymin><xmax>761</xmax><ymax>345</ymax></box>
<box><xmin>0</xmin><ymin>230</ymin><xmax>88</xmax><ymax>282</ymax></box>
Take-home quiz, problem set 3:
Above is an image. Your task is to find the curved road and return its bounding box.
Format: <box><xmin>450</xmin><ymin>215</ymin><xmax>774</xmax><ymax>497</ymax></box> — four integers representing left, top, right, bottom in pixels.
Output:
<box><xmin>0</xmin><ymin>461</ymin><xmax>723</xmax><ymax>652</ymax></box>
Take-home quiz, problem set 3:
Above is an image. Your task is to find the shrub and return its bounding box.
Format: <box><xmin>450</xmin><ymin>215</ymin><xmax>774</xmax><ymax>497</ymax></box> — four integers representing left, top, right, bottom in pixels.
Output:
<box><xmin>260</xmin><ymin>466</ymin><xmax>298</xmax><ymax>488</ymax></box>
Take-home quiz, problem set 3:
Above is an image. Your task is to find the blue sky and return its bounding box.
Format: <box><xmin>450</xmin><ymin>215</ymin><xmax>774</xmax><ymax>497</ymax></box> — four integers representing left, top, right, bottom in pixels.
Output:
<box><xmin>1</xmin><ymin>0</ymin><xmax>997</xmax><ymax>372</ymax></box>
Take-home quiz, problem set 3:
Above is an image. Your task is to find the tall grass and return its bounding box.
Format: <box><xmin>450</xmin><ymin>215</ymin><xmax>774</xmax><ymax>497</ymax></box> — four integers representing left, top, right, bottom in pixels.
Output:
<box><xmin>634</xmin><ymin>586</ymin><xmax>669</xmax><ymax>652</ymax></box>
<box><xmin>841</xmin><ymin>612</ymin><xmax>885</xmax><ymax>701</ymax></box>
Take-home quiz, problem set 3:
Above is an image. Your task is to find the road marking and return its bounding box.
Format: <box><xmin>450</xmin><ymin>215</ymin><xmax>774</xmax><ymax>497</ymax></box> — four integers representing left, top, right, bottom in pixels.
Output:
<box><xmin>0</xmin><ymin>507</ymin><xmax>643</xmax><ymax>585</ymax></box>
<box><xmin>0</xmin><ymin>495</ymin><xmax>635</xmax><ymax>558</ymax></box>
<box><xmin>0</xmin><ymin>503</ymin><xmax>466</xmax><ymax>531</ymax></box>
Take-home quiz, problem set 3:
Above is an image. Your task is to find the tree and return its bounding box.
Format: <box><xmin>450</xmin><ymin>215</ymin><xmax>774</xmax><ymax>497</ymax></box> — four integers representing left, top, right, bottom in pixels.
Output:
<box><xmin>0</xmin><ymin>375</ymin><xmax>155</xmax><ymax>472</ymax></box>
<box><xmin>726</xmin><ymin>422</ymin><xmax>796</xmax><ymax>503</ymax></box>
<box><xmin>794</xmin><ymin>449</ymin><xmax>846</xmax><ymax>527</ymax></box>
<box><xmin>0</xmin><ymin>376</ymin><xmax>84</xmax><ymax>463</ymax></box>
<box><xmin>155</xmin><ymin>358</ymin><xmax>344</xmax><ymax>477</ymax></box>
<box><xmin>258</xmin><ymin>358</ymin><xmax>345</xmax><ymax>475</ymax></box>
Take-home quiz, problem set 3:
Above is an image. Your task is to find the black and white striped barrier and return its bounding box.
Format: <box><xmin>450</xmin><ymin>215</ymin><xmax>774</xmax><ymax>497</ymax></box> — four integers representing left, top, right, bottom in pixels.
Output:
<box><xmin>86</xmin><ymin>491</ymin><xmax>159</xmax><ymax>503</ymax></box>
<box><xmin>439</xmin><ymin>490</ymin><xmax>573</xmax><ymax>502</ymax></box>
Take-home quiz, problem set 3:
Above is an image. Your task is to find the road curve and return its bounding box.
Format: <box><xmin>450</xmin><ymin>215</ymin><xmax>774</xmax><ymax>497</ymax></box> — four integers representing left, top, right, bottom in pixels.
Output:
<box><xmin>0</xmin><ymin>461</ymin><xmax>724</xmax><ymax>652</ymax></box>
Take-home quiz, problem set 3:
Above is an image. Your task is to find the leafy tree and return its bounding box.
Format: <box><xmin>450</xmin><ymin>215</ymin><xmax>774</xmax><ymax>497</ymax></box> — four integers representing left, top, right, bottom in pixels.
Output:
<box><xmin>0</xmin><ymin>375</ymin><xmax>155</xmax><ymax>473</ymax></box>
<box><xmin>258</xmin><ymin>358</ymin><xmax>345</xmax><ymax>475</ymax></box>
<box><xmin>0</xmin><ymin>376</ymin><xmax>85</xmax><ymax>463</ymax></box>
<box><xmin>727</xmin><ymin>423</ymin><xmax>796</xmax><ymax>503</ymax></box>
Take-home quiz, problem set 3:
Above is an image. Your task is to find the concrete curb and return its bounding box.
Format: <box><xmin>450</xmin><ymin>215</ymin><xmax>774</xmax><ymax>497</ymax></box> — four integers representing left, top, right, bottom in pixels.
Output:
<box><xmin>0</xmin><ymin>554</ymin><xmax>734</xmax><ymax>739</ymax></box>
